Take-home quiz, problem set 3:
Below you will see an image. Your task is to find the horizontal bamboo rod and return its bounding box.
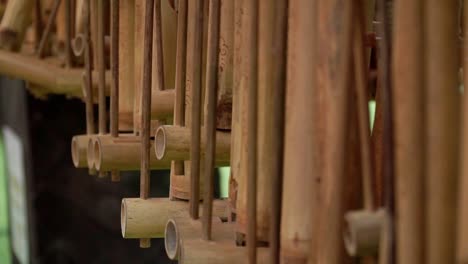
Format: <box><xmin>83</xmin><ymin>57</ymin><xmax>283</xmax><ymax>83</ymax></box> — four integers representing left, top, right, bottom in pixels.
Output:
<box><xmin>121</xmin><ymin>198</ymin><xmax>227</xmax><ymax>238</ymax></box>
<box><xmin>165</xmin><ymin>217</ymin><xmax>224</xmax><ymax>260</ymax></box>
<box><xmin>155</xmin><ymin>125</ymin><xmax>230</xmax><ymax>165</ymax></box>
<box><xmin>93</xmin><ymin>134</ymin><xmax>171</xmax><ymax>171</ymax></box>
<box><xmin>71</xmin><ymin>134</ymin><xmax>90</xmax><ymax>168</ymax></box>
<box><xmin>344</xmin><ymin>209</ymin><xmax>384</xmax><ymax>257</ymax></box>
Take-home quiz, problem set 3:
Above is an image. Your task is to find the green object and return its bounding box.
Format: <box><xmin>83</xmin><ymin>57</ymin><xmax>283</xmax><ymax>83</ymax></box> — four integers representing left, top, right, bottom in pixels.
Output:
<box><xmin>218</xmin><ymin>167</ymin><xmax>230</xmax><ymax>198</ymax></box>
<box><xmin>0</xmin><ymin>134</ymin><xmax>11</xmax><ymax>264</ymax></box>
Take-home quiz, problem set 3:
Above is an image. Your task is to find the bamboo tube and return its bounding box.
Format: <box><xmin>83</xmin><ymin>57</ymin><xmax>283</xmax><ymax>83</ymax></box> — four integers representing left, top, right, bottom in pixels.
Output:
<box><xmin>392</xmin><ymin>0</ymin><xmax>425</xmax><ymax>263</ymax></box>
<box><xmin>121</xmin><ymin>198</ymin><xmax>227</xmax><ymax>238</ymax></box>
<box><xmin>313</xmin><ymin>0</ymin><xmax>352</xmax><ymax>263</ymax></box>
<box><xmin>189</xmin><ymin>0</ymin><xmax>205</xmax><ymax>219</ymax></box>
<box><xmin>97</xmin><ymin>0</ymin><xmax>107</xmax><ymax>135</ymax></box>
<box><xmin>93</xmin><ymin>135</ymin><xmax>170</xmax><ymax>171</ymax></box>
<box><xmin>155</xmin><ymin>125</ymin><xmax>230</xmax><ymax>165</ymax></box>
<box><xmin>425</xmin><ymin>0</ymin><xmax>460</xmax><ymax>263</ymax></box>
<box><xmin>0</xmin><ymin>0</ymin><xmax>34</xmax><ymax>51</ymax></box>
<box><xmin>160</xmin><ymin>0</ymin><xmax>176</xmax><ymax>91</ymax></box>
<box><xmin>152</xmin><ymin>0</ymin><xmax>164</xmax><ymax>93</ymax></box>
<box><xmin>64</xmin><ymin>0</ymin><xmax>73</xmax><ymax>68</ymax></box>
<box><xmin>281</xmin><ymin>0</ymin><xmax>316</xmax><ymax>262</ymax></box>
<box><xmin>139</xmin><ymin>0</ymin><xmax>154</xmax><ymax>248</ymax></box>
<box><xmin>118</xmin><ymin>0</ymin><xmax>135</xmax><ymax>132</ymax></box>
<box><xmin>86</xmin><ymin>136</ymin><xmax>95</xmax><ymax>170</ymax></box>
<box><xmin>151</xmin><ymin>89</ymin><xmax>174</xmax><ymax>119</ymax></box>
<box><xmin>71</xmin><ymin>134</ymin><xmax>89</xmax><ymax>168</ymax></box>
<box><xmin>109</xmin><ymin>0</ymin><xmax>120</xmax><ymax>182</ymax></box>
<box><xmin>172</xmin><ymin>0</ymin><xmax>187</xmax><ymax>175</ymax></box>
<box><xmin>202</xmin><ymin>0</ymin><xmax>220</xmax><ymax>240</ymax></box>
<box><xmin>344</xmin><ymin>210</ymin><xmax>384</xmax><ymax>257</ymax></box>
<box><xmin>37</xmin><ymin>0</ymin><xmax>61</xmax><ymax>58</ymax></box>
<box><xmin>75</xmin><ymin>0</ymin><xmax>84</xmax><ymax>34</ymax></box>
<box><xmin>133</xmin><ymin>0</ymin><xmax>145</xmax><ymax>134</ymax></box>
<box><xmin>215</xmin><ymin>0</ymin><xmax>234</xmax><ymax>131</ymax></box>
<box><xmin>72</xmin><ymin>33</ymin><xmax>85</xmax><ymax>56</ymax></box>
<box><xmin>457</xmin><ymin>1</ymin><xmax>468</xmax><ymax>261</ymax></box>
<box><xmin>165</xmin><ymin>217</ymin><xmax>224</xmax><ymax>260</ymax></box>
<box><xmin>56</xmin><ymin>0</ymin><xmax>66</xmax><ymax>52</ymax></box>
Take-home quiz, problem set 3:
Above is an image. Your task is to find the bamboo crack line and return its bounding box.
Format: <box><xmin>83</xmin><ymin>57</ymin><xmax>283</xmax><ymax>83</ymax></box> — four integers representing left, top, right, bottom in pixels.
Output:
<box><xmin>189</xmin><ymin>0</ymin><xmax>205</xmax><ymax>220</ymax></box>
<box><xmin>139</xmin><ymin>0</ymin><xmax>155</xmax><ymax>249</ymax></box>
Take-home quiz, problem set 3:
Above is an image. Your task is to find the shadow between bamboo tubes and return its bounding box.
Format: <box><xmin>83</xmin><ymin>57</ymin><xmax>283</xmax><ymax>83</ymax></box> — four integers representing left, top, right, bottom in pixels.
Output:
<box><xmin>154</xmin><ymin>125</ymin><xmax>230</xmax><ymax>165</ymax></box>
<box><xmin>121</xmin><ymin>198</ymin><xmax>227</xmax><ymax>239</ymax></box>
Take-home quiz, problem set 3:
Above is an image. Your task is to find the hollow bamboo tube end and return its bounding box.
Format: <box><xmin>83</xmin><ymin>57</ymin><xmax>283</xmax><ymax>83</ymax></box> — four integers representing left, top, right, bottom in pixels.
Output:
<box><xmin>344</xmin><ymin>209</ymin><xmax>384</xmax><ymax>257</ymax></box>
<box><xmin>71</xmin><ymin>135</ymin><xmax>88</xmax><ymax>168</ymax></box>
<box><xmin>72</xmin><ymin>34</ymin><xmax>85</xmax><ymax>57</ymax></box>
<box><xmin>165</xmin><ymin>219</ymin><xmax>179</xmax><ymax>260</ymax></box>
<box><xmin>155</xmin><ymin>125</ymin><xmax>167</xmax><ymax>160</ymax></box>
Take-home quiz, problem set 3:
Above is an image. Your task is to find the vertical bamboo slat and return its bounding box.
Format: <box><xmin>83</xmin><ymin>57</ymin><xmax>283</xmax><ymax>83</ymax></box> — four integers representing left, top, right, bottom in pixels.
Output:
<box><xmin>425</xmin><ymin>0</ymin><xmax>460</xmax><ymax>263</ymax></box>
<box><xmin>393</xmin><ymin>0</ymin><xmax>425</xmax><ymax>263</ymax></box>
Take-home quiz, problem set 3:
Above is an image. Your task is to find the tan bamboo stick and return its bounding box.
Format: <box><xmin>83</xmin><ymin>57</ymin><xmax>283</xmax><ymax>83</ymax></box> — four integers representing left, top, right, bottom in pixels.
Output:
<box><xmin>118</xmin><ymin>0</ymin><xmax>135</xmax><ymax>132</ymax></box>
<box><xmin>0</xmin><ymin>0</ymin><xmax>34</xmax><ymax>51</ymax></box>
<box><xmin>64</xmin><ymin>0</ymin><xmax>73</xmax><ymax>68</ymax></box>
<box><xmin>75</xmin><ymin>0</ymin><xmax>84</xmax><ymax>34</ymax></box>
<box><xmin>281</xmin><ymin>0</ymin><xmax>316</xmax><ymax>262</ymax></box>
<box><xmin>121</xmin><ymin>198</ymin><xmax>227</xmax><ymax>239</ymax></box>
<box><xmin>216</xmin><ymin>0</ymin><xmax>234</xmax><ymax>131</ymax></box>
<box><xmin>267</xmin><ymin>0</ymin><xmax>287</xmax><ymax>262</ymax></box>
<box><xmin>202</xmin><ymin>0</ymin><xmax>220</xmax><ymax>240</ymax></box>
<box><xmin>425</xmin><ymin>0</ymin><xmax>460</xmax><ymax>263</ymax></box>
<box><xmin>97</xmin><ymin>0</ymin><xmax>107</xmax><ymax>135</ymax></box>
<box><xmin>172</xmin><ymin>0</ymin><xmax>187</xmax><ymax>175</ymax></box>
<box><xmin>160</xmin><ymin>0</ymin><xmax>176</xmax><ymax>91</ymax></box>
<box><xmin>56</xmin><ymin>0</ymin><xmax>66</xmax><ymax>51</ymax></box>
<box><xmin>133</xmin><ymin>0</ymin><xmax>145</xmax><ymax>134</ymax></box>
<box><xmin>189</xmin><ymin>0</ymin><xmax>205</xmax><ymax>219</ymax></box>
<box><xmin>139</xmin><ymin>0</ymin><xmax>154</xmax><ymax>248</ymax></box>
<box><xmin>165</xmin><ymin>217</ymin><xmax>224</xmax><ymax>260</ymax></box>
<box><xmin>94</xmin><ymin>135</ymin><xmax>170</xmax><ymax>171</ymax></box>
<box><xmin>151</xmin><ymin>84</ymin><xmax>174</xmax><ymax>119</ymax></box>
<box><xmin>314</xmin><ymin>0</ymin><xmax>352</xmax><ymax>263</ymax></box>
<box><xmin>109</xmin><ymin>0</ymin><xmax>120</xmax><ymax>182</ymax></box>
<box><xmin>37</xmin><ymin>0</ymin><xmax>61</xmax><ymax>58</ymax></box>
<box><xmin>152</xmin><ymin>0</ymin><xmax>164</xmax><ymax>92</ymax></box>
<box><xmin>457</xmin><ymin>1</ymin><xmax>468</xmax><ymax>260</ymax></box>
<box><xmin>155</xmin><ymin>125</ymin><xmax>230</xmax><ymax>165</ymax></box>
<box><xmin>246</xmin><ymin>0</ymin><xmax>258</xmax><ymax>262</ymax></box>
<box><xmin>393</xmin><ymin>0</ymin><xmax>425</xmax><ymax>263</ymax></box>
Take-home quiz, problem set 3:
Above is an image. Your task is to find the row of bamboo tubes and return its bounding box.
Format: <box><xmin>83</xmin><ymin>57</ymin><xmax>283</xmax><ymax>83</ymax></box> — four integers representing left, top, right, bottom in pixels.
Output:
<box><xmin>0</xmin><ymin>0</ymin><xmax>468</xmax><ymax>263</ymax></box>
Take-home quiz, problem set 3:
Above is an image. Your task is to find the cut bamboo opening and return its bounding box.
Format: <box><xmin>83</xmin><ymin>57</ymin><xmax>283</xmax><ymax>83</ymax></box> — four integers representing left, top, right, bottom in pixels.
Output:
<box><xmin>71</xmin><ymin>134</ymin><xmax>89</xmax><ymax>168</ymax></box>
<box><xmin>154</xmin><ymin>125</ymin><xmax>230</xmax><ymax>166</ymax></box>
<box><xmin>121</xmin><ymin>198</ymin><xmax>227</xmax><ymax>239</ymax></box>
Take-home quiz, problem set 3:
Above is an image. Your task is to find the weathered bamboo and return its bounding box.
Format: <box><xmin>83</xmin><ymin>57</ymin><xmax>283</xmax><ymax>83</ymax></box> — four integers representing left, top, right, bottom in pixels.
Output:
<box><xmin>97</xmin><ymin>0</ymin><xmax>107</xmax><ymax>135</ymax></box>
<box><xmin>0</xmin><ymin>0</ymin><xmax>34</xmax><ymax>51</ymax></box>
<box><xmin>457</xmin><ymin>1</ymin><xmax>468</xmax><ymax>261</ymax></box>
<box><xmin>165</xmin><ymin>217</ymin><xmax>224</xmax><ymax>260</ymax></box>
<box><xmin>94</xmin><ymin>135</ymin><xmax>170</xmax><ymax>171</ymax></box>
<box><xmin>314</xmin><ymin>0</ymin><xmax>352</xmax><ymax>263</ymax></box>
<box><xmin>75</xmin><ymin>0</ymin><xmax>85</xmax><ymax>34</ymax></box>
<box><xmin>110</xmin><ymin>0</ymin><xmax>120</xmax><ymax>182</ymax></box>
<box><xmin>118</xmin><ymin>0</ymin><xmax>135</xmax><ymax>132</ymax></box>
<box><xmin>425</xmin><ymin>1</ymin><xmax>460</xmax><ymax>263</ymax></box>
<box><xmin>202</xmin><ymin>0</ymin><xmax>220</xmax><ymax>240</ymax></box>
<box><xmin>280</xmin><ymin>0</ymin><xmax>316</xmax><ymax>262</ymax></box>
<box><xmin>139</xmin><ymin>0</ymin><xmax>154</xmax><ymax>248</ymax></box>
<box><xmin>189</xmin><ymin>0</ymin><xmax>205</xmax><ymax>219</ymax></box>
<box><xmin>172</xmin><ymin>0</ymin><xmax>187</xmax><ymax>176</ymax></box>
<box><xmin>155</xmin><ymin>125</ymin><xmax>230</xmax><ymax>165</ymax></box>
<box><xmin>121</xmin><ymin>198</ymin><xmax>227</xmax><ymax>238</ymax></box>
<box><xmin>393</xmin><ymin>0</ymin><xmax>425</xmax><ymax>263</ymax></box>
<box><xmin>133</xmin><ymin>0</ymin><xmax>145</xmax><ymax>133</ymax></box>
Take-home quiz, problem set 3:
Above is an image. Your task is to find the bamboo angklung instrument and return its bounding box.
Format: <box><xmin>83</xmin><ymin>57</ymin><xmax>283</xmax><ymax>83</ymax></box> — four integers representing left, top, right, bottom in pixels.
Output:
<box><xmin>0</xmin><ymin>0</ymin><xmax>34</xmax><ymax>51</ymax></box>
<box><xmin>281</xmin><ymin>0</ymin><xmax>316</xmax><ymax>262</ymax></box>
<box><xmin>392</xmin><ymin>0</ymin><xmax>425</xmax><ymax>263</ymax></box>
<box><xmin>457</xmin><ymin>1</ymin><xmax>468</xmax><ymax>261</ymax></box>
<box><xmin>201</xmin><ymin>0</ymin><xmax>220</xmax><ymax>240</ymax></box>
<box><xmin>139</xmin><ymin>0</ymin><xmax>154</xmax><ymax>248</ymax></box>
<box><xmin>425</xmin><ymin>0</ymin><xmax>460</xmax><ymax>263</ymax></box>
<box><xmin>313</xmin><ymin>0</ymin><xmax>352</xmax><ymax>263</ymax></box>
<box><xmin>189</xmin><ymin>0</ymin><xmax>205</xmax><ymax>219</ymax></box>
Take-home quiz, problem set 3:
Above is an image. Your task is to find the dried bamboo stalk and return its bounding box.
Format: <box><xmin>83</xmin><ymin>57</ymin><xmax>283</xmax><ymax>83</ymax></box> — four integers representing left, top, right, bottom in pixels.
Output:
<box><xmin>0</xmin><ymin>0</ymin><xmax>34</xmax><ymax>51</ymax></box>
<box><xmin>393</xmin><ymin>0</ymin><xmax>425</xmax><ymax>263</ymax></box>
<box><xmin>425</xmin><ymin>0</ymin><xmax>460</xmax><ymax>263</ymax></box>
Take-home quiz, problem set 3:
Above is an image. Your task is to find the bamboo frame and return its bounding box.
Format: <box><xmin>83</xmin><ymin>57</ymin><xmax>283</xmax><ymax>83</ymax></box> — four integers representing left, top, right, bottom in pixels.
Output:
<box><xmin>121</xmin><ymin>198</ymin><xmax>227</xmax><ymax>238</ymax></box>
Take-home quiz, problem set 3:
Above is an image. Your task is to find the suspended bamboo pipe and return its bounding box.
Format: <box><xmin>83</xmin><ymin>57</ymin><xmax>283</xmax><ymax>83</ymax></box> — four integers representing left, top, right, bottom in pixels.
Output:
<box><xmin>457</xmin><ymin>1</ymin><xmax>468</xmax><ymax>260</ymax></box>
<box><xmin>314</xmin><ymin>0</ymin><xmax>352</xmax><ymax>263</ymax></box>
<box><xmin>118</xmin><ymin>0</ymin><xmax>136</xmax><ymax>131</ymax></box>
<box><xmin>93</xmin><ymin>135</ymin><xmax>171</xmax><ymax>171</ymax></box>
<box><xmin>393</xmin><ymin>0</ymin><xmax>425</xmax><ymax>263</ymax></box>
<box><xmin>280</xmin><ymin>0</ymin><xmax>317</xmax><ymax>262</ymax></box>
<box><xmin>121</xmin><ymin>198</ymin><xmax>227</xmax><ymax>239</ymax></box>
<box><xmin>155</xmin><ymin>125</ymin><xmax>230</xmax><ymax>165</ymax></box>
<box><xmin>165</xmin><ymin>217</ymin><xmax>224</xmax><ymax>260</ymax></box>
<box><xmin>0</xmin><ymin>0</ymin><xmax>34</xmax><ymax>51</ymax></box>
<box><xmin>425</xmin><ymin>1</ymin><xmax>460</xmax><ymax>263</ymax></box>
